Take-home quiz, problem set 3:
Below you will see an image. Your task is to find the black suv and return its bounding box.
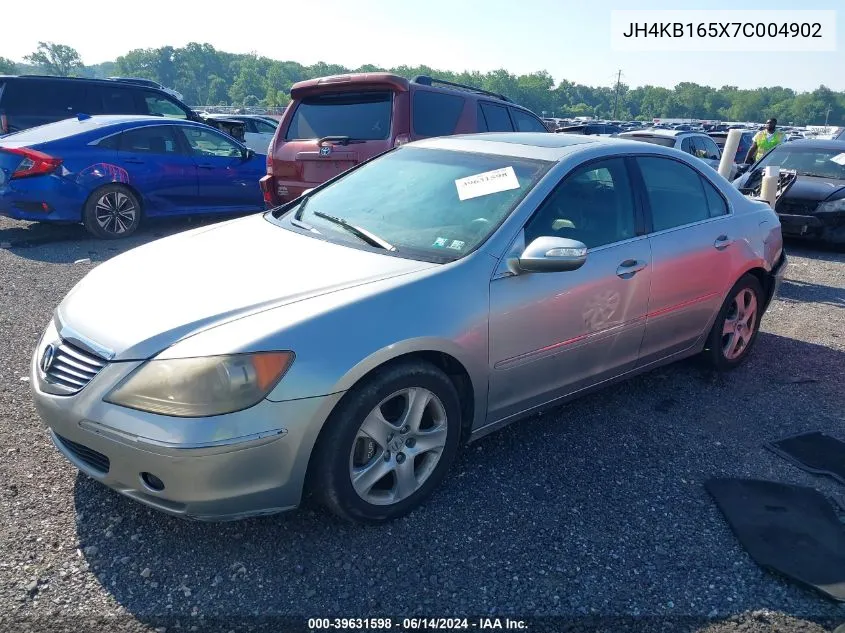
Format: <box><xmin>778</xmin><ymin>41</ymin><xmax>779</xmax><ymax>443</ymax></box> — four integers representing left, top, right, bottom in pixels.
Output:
<box><xmin>0</xmin><ymin>75</ymin><xmax>245</xmax><ymax>141</ymax></box>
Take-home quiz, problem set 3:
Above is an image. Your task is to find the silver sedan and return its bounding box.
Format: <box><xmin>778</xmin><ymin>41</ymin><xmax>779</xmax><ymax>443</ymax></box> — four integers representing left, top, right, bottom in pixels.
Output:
<box><xmin>31</xmin><ymin>132</ymin><xmax>787</xmax><ymax>523</ymax></box>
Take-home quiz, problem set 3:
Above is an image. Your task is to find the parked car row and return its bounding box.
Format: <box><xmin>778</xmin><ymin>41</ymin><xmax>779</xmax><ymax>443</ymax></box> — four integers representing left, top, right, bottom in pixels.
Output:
<box><xmin>2</xmin><ymin>71</ymin><xmax>843</xmax><ymax>247</ymax></box>
<box><xmin>0</xmin><ymin>72</ymin><xmax>551</xmax><ymax>238</ymax></box>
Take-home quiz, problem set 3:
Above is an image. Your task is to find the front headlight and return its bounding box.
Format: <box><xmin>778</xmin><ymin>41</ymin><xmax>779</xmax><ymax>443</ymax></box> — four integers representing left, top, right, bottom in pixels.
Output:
<box><xmin>817</xmin><ymin>198</ymin><xmax>845</xmax><ymax>213</ymax></box>
<box><xmin>104</xmin><ymin>352</ymin><xmax>294</xmax><ymax>417</ymax></box>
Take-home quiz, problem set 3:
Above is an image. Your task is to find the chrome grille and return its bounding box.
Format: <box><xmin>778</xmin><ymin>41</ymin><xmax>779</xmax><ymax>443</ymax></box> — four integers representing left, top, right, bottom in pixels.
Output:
<box><xmin>44</xmin><ymin>341</ymin><xmax>107</xmax><ymax>394</ymax></box>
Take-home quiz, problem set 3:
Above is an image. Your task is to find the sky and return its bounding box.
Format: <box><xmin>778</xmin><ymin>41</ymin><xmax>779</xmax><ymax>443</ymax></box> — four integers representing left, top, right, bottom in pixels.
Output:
<box><xmin>3</xmin><ymin>0</ymin><xmax>844</xmax><ymax>92</ymax></box>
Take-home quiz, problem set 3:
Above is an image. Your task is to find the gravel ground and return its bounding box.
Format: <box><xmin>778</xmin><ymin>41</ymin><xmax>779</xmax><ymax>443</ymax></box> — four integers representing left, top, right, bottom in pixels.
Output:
<box><xmin>1</xmin><ymin>216</ymin><xmax>844</xmax><ymax>633</ymax></box>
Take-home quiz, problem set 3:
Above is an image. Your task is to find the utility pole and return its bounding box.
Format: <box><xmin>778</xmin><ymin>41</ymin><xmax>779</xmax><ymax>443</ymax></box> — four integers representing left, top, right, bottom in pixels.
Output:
<box><xmin>825</xmin><ymin>103</ymin><xmax>832</xmax><ymax>127</ymax></box>
<box><xmin>612</xmin><ymin>69</ymin><xmax>622</xmax><ymax>120</ymax></box>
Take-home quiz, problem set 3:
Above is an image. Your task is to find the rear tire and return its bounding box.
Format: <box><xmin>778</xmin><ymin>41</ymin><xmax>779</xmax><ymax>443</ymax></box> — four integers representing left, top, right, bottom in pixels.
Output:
<box><xmin>310</xmin><ymin>360</ymin><xmax>462</xmax><ymax>524</ymax></box>
<box><xmin>703</xmin><ymin>274</ymin><xmax>764</xmax><ymax>371</ymax></box>
<box><xmin>82</xmin><ymin>185</ymin><xmax>141</xmax><ymax>239</ymax></box>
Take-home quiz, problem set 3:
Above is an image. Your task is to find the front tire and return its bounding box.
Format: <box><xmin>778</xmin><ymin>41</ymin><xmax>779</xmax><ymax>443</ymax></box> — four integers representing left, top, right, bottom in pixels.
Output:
<box><xmin>703</xmin><ymin>274</ymin><xmax>764</xmax><ymax>371</ymax></box>
<box><xmin>82</xmin><ymin>185</ymin><xmax>141</xmax><ymax>239</ymax></box>
<box><xmin>311</xmin><ymin>360</ymin><xmax>462</xmax><ymax>523</ymax></box>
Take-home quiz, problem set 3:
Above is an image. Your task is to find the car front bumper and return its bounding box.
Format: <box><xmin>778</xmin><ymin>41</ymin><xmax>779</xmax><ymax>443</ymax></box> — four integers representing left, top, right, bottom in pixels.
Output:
<box><xmin>777</xmin><ymin>211</ymin><xmax>845</xmax><ymax>244</ymax></box>
<box><xmin>30</xmin><ymin>331</ymin><xmax>343</xmax><ymax>521</ymax></box>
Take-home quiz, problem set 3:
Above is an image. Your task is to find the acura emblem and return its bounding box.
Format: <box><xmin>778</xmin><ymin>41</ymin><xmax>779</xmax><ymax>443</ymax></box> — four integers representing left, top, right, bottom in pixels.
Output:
<box><xmin>41</xmin><ymin>344</ymin><xmax>56</xmax><ymax>373</ymax></box>
<box><xmin>319</xmin><ymin>146</ymin><xmax>331</xmax><ymax>156</ymax></box>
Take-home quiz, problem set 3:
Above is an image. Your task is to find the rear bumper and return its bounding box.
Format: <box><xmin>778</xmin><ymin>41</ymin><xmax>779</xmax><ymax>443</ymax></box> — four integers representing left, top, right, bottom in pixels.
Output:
<box><xmin>259</xmin><ymin>175</ymin><xmax>315</xmax><ymax>207</ymax></box>
<box><xmin>0</xmin><ymin>175</ymin><xmax>85</xmax><ymax>222</ymax></box>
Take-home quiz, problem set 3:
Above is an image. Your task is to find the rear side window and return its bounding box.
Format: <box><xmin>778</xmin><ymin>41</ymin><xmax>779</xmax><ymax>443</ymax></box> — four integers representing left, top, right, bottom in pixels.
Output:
<box><xmin>636</xmin><ymin>157</ymin><xmax>718</xmax><ymax>231</ymax></box>
<box><xmin>510</xmin><ymin>109</ymin><xmax>547</xmax><ymax>133</ymax></box>
<box><xmin>141</xmin><ymin>91</ymin><xmax>188</xmax><ymax>119</ymax></box>
<box><xmin>479</xmin><ymin>103</ymin><xmax>513</xmax><ymax>132</ymax></box>
<box><xmin>412</xmin><ymin>90</ymin><xmax>465</xmax><ymax>137</ymax></box>
<box><xmin>2</xmin><ymin>80</ymin><xmax>87</xmax><ymax>117</ymax></box>
<box><xmin>253</xmin><ymin>119</ymin><xmax>277</xmax><ymax>134</ymax></box>
<box><xmin>119</xmin><ymin>125</ymin><xmax>182</xmax><ymax>154</ymax></box>
<box><xmin>89</xmin><ymin>85</ymin><xmax>138</xmax><ymax>115</ymax></box>
<box><xmin>285</xmin><ymin>91</ymin><xmax>393</xmax><ymax>141</ymax></box>
<box><xmin>692</xmin><ymin>136</ymin><xmax>720</xmax><ymax>160</ymax></box>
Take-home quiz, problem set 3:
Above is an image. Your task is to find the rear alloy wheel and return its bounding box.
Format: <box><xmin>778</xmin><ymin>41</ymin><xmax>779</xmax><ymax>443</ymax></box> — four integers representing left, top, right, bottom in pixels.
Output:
<box><xmin>704</xmin><ymin>274</ymin><xmax>764</xmax><ymax>370</ymax></box>
<box><xmin>83</xmin><ymin>186</ymin><xmax>140</xmax><ymax>239</ymax></box>
<box><xmin>311</xmin><ymin>361</ymin><xmax>461</xmax><ymax>523</ymax></box>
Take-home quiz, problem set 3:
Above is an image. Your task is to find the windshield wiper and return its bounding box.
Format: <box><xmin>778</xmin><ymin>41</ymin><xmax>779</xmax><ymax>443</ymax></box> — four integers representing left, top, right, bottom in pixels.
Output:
<box><xmin>312</xmin><ymin>211</ymin><xmax>396</xmax><ymax>251</ymax></box>
<box><xmin>799</xmin><ymin>172</ymin><xmax>837</xmax><ymax>179</ymax></box>
<box><xmin>317</xmin><ymin>135</ymin><xmax>366</xmax><ymax>146</ymax></box>
<box><xmin>292</xmin><ymin>195</ymin><xmax>310</xmax><ymax>220</ymax></box>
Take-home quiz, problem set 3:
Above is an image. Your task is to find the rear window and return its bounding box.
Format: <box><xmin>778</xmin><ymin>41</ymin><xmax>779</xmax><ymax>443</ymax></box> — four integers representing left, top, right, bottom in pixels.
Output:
<box><xmin>622</xmin><ymin>135</ymin><xmax>676</xmax><ymax>148</ymax></box>
<box><xmin>285</xmin><ymin>91</ymin><xmax>393</xmax><ymax>141</ymax></box>
<box><xmin>412</xmin><ymin>90</ymin><xmax>465</xmax><ymax>137</ymax></box>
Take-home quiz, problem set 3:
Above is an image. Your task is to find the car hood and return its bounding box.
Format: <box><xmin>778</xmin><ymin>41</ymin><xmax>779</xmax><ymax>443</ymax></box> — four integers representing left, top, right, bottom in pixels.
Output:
<box><xmin>57</xmin><ymin>214</ymin><xmax>437</xmax><ymax>360</ymax></box>
<box><xmin>782</xmin><ymin>176</ymin><xmax>845</xmax><ymax>202</ymax></box>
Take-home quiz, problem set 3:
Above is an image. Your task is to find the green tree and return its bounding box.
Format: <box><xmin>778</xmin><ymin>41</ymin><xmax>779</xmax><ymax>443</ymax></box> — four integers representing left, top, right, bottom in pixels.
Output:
<box><xmin>24</xmin><ymin>42</ymin><xmax>83</xmax><ymax>76</ymax></box>
<box><xmin>0</xmin><ymin>56</ymin><xmax>16</xmax><ymax>74</ymax></box>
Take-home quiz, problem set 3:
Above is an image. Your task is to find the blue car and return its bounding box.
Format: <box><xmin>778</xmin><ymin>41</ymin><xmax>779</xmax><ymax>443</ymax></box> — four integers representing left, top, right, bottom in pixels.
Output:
<box><xmin>0</xmin><ymin>115</ymin><xmax>266</xmax><ymax>239</ymax></box>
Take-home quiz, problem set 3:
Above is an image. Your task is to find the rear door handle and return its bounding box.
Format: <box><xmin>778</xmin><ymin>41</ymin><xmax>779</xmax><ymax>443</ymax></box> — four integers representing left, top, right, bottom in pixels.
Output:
<box><xmin>122</xmin><ymin>158</ymin><xmax>144</xmax><ymax>165</ymax></box>
<box><xmin>714</xmin><ymin>235</ymin><xmax>734</xmax><ymax>250</ymax></box>
<box><xmin>197</xmin><ymin>164</ymin><xmax>215</xmax><ymax>170</ymax></box>
<box><xmin>616</xmin><ymin>259</ymin><xmax>648</xmax><ymax>278</ymax></box>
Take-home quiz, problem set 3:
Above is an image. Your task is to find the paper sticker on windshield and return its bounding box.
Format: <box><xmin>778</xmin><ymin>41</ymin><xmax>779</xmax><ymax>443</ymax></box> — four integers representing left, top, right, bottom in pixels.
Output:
<box><xmin>455</xmin><ymin>166</ymin><xmax>520</xmax><ymax>201</ymax></box>
<box><xmin>448</xmin><ymin>240</ymin><xmax>465</xmax><ymax>250</ymax></box>
<box><xmin>830</xmin><ymin>153</ymin><xmax>845</xmax><ymax>165</ymax></box>
<box><xmin>432</xmin><ymin>237</ymin><xmax>449</xmax><ymax>248</ymax></box>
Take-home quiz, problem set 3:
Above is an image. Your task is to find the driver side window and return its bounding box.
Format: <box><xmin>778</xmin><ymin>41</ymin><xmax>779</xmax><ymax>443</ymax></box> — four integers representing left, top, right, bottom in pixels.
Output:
<box><xmin>524</xmin><ymin>158</ymin><xmax>637</xmax><ymax>249</ymax></box>
<box><xmin>182</xmin><ymin>126</ymin><xmax>242</xmax><ymax>158</ymax></box>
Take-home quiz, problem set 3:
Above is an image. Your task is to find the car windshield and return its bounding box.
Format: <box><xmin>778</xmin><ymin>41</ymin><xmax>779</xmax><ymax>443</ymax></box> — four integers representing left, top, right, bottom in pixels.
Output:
<box><xmin>285</xmin><ymin>91</ymin><xmax>393</xmax><ymax>141</ymax></box>
<box><xmin>620</xmin><ymin>135</ymin><xmax>675</xmax><ymax>148</ymax></box>
<box><xmin>756</xmin><ymin>146</ymin><xmax>845</xmax><ymax>180</ymax></box>
<box><xmin>273</xmin><ymin>146</ymin><xmax>552</xmax><ymax>262</ymax></box>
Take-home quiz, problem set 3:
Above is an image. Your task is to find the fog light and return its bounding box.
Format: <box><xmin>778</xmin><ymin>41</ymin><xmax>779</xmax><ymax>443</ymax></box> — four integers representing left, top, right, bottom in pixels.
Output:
<box><xmin>140</xmin><ymin>472</ymin><xmax>165</xmax><ymax>491</ymax></box>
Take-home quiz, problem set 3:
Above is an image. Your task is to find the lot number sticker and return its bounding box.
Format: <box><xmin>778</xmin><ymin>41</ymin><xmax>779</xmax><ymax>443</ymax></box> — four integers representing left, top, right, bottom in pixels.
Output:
<box><xmin>455</xmin><ymin>167</ymin><xmax>520</xmax><ymax>201</ymax></box>
<box><xmin>830</xmin><ymin>153</ymin><xmax>845</xmax><ymax>166</ymax></box>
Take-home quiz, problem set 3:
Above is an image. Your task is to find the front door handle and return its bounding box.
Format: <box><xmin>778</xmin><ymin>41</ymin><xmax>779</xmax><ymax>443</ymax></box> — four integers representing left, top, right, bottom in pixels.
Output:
<box><xmin>122</xmin><ymin>158</ymin><xmax>144</xmax><ymax>165</ymax></box>
<box><xmin>616</xmin><ymin>259</ymin><xmax>648</xmax><ymax>278</ymax></box>
<box><xmin>714</xmin><ymin>235</ymin><xmax>734</xmax><ymax>250</ymax></box>
<box><xmin>197</xmin><ymin>163</ymin><xmax>215</xmax><ymax>170</ymax></box>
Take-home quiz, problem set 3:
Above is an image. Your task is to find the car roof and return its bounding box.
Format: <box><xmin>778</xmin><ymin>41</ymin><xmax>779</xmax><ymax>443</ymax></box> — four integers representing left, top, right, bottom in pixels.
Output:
<box><xmin>0</xmin><ymin>115</ymin><xmax>199</xmax><ymax>145</ymax></box>
<box><xmin>289</xmin><ymin>72</ymin><xmax>525</xmax><ymax>109</ymax></box>
<box><xmin>410</xmin><ymin>132</ymin><xmax>665</xmax><ymax>162</ymax></box>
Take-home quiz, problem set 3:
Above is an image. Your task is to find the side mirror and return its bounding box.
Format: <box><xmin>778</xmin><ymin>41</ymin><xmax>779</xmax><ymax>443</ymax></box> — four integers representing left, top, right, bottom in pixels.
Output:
<box><xmin>243</xmin><ymin>148</ymin><xmax>256</xmax><ymax>160</ymax></box>
<box><xmin>508</xmin><ymin>236</ymin><xmax>588</xmax><ymax>274</ymax></box>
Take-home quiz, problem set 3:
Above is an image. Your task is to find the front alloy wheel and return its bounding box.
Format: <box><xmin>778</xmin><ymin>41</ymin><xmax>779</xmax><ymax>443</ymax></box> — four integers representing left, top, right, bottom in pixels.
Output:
<box><xmin>311</xmin><ymin>361</ymin><xmax>461</xmax><ymax>523</ymax></box>
<box><xmin>350</xmin><ymin>387</ymin><xmax>449</xmax><ymax>506</ymax></box>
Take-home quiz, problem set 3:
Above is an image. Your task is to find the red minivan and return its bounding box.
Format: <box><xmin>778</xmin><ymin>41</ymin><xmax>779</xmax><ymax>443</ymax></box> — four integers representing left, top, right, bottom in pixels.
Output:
<box><xmin>259</xmin><ymin>73</ymin><xmax>548</xmax><ymax>206</ymax></box>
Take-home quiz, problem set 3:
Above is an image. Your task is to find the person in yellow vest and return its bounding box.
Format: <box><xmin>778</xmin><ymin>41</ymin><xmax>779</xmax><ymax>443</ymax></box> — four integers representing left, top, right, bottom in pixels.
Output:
<box><xmin>745</xmin><ymin>118</ymin><xmax>785</xmax><ymax>164</ymax></box>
